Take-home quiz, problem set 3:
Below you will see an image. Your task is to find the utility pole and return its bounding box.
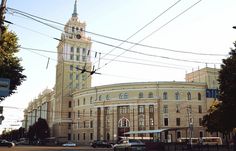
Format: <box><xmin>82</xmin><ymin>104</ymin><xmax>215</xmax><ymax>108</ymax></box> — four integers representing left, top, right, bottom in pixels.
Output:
<box><xmin>0</xmin><ymin>0</ymin><xmax>7</xmax><ymax>40</ymax></box>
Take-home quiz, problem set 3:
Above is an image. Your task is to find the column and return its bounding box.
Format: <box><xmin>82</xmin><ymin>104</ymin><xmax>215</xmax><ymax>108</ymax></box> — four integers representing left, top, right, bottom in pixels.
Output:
<box><xmin>113</xmin><ymin>106</ymin><xmax>118</xmax><ymax>141</ymax></box>
<box><xmin>145</xmin><ymin>105</ymin><xmax>150</xmax><ymax>130</ymax></box>
<box><xmin>100</xmin><ymin>107</ymin><xmax>104</xmax><ymax>140</ymax></box>
<box><xmin>154</xmin><ymin>104</ymin><xmax>159</xmax><ymax>129</ymax></box>
<box><xmin>94</xmin><ymin>108</ymin><xmax>98</xmax><ymax>140</ymax></box>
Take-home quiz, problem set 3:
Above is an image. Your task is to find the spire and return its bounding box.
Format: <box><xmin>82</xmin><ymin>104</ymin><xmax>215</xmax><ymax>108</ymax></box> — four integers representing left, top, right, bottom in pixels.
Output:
<box><xmin>72</xmin><ymin>0</ymin><xmax>78</xmax><ymax>17</ymax></box>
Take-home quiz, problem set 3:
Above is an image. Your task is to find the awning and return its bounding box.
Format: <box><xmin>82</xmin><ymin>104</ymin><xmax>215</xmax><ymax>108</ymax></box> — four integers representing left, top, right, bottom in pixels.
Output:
<box><xmin>124</xmin><ymin>129</ymin><xmax>167</xmax><ymax>135</ymax></box>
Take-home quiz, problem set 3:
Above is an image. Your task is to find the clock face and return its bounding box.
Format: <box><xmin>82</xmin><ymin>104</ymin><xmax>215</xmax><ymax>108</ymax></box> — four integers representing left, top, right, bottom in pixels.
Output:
<box><xmin>76</xmin><ymin>34</ymin><xmax>81</xmax><ymax>39</ymax></box>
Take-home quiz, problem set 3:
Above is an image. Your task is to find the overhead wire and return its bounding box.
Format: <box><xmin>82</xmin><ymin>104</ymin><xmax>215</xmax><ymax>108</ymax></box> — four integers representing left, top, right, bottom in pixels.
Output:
<box><xmin>6</xmin><ymin>6</ymin><xmax>227</xmax><ymax>57</ymax></box>
<box><xmin>96</xmin><ymin>0</ymin><xmax>205</xmax><ymax>72</ymax></box>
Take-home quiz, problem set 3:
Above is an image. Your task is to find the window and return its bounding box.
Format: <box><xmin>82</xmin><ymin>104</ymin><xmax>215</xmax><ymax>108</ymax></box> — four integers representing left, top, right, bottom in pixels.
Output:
<box><xmin>77</xmin><ymin>133</ymin><xmax>80</xmax><ymax>140</ymax></box>
<box><xmin>177</xmin><ymin>131</ymin><xmax>181</xmax><ymax>138</ymax></box>
<box><xmin>198</xmin><ymin>93</ymin><xmax>202</xmax><ymax>100</ymax></box>
<box><xmin>90</xmin><ymin>133</ymin><xmax>93</xmax><ymax>140</ymax></box>
<box><xmin>198</xmin><ymin>105</ymin><xmax>202</xmax><ymax>113</ymax></box>
<box><xmin>90</xmin><ymin>121</ymin><xmax>93</xmax><ymax>128</ymax></box>
<box><xmin>187</xmin><ymin>92</ymin><xmax>191</xmax><ymax>100</ymax></box>
<box><xmin>99</xmin><ymin>95</ymin><xmax>102</xmax><ymax>101</ymax></box>
<box><xmin>119</xmin><ymin>93</ymin><xmax>123</xmax><ymax>99</ymax></box>
<box><xmin>90</xmin><ymin>97</ymin><xmax>93</xmax><ymax>104</ymax></box>
<box><xmin>149</xmin><ymin>105</ymin><xmax>154</xmax><ymax>113</ymax></box>
<box><xmin>68</xmin><ymin>112</ymin><xmax>71</xmax><ymax>118</ymax></box>
<box><xmin>164</xmin><ymin>118</ymin><xmax>168</xmax><ymax>126</ymax></box>
<box><xmin>106</xmin><ymin>95</ymin><xmax>110</xmax><ymax>100</ymax></box>
<box><xmin>70</xmin><ymin>65</ymin><xmax>73</xmax><ymax>71</ymax></box>
<box><xmin>148</xmin><ymin>92</ymin><xmax>154</xmax><ymax>98</ymax></box>
<box><xmin>68</xmin><ymin>101</ymin><xmax>72</xmax><ymax>108</ymax></box>
<box><xmin>119</xmin><ymin>93</ymin><xmax>128</xmax><ymax>99</ymax></box>
<box><xmin>70</xmin><ymin>54</ymin><xmax>74</xmax><ymax>60</ymax></box>
<box><xmin>138</xmin><ymin>105</ymin><xmax>145</xmax><ymax>113</ymax></box>
<box><xmin>176</xmin><ymin>104</ymin><xmax>180</xmax><ymax>113</ymax></box>
<box><xmin>76</xmin><ymin>47</ymin><xmax>80</xmax><ymax>53</ymax></box>
<box><xmin>83</xmin><ymin>133</ymin><xmax>86</xmax><ymax>140</ymax></box>
<box><xmin>139</xmin><ymin>92</ymin><xmax>144</xmax><ymax>98</ymax></box>
<box><xmin>163</xmin><ymin>105</ymin><xmax>168</xmax><ymax>113</ymax></box>
<box><xmin>150</xmin><ymin>118</ymin><xmax>154</xmax><ymax>126</ymax></box>
<box><xmin>83</xmin><ymin>109</ymin><xmax>85</xmax><ymax>117</ymax></box>
<box><xmin>72</xmin><ymin>27</ymin><xmax>75</xmax><ymax>32</ymax></box>
<box><xmin>71</xmin><ymin>46</ymin><xmax>74</xmax><ymax>52</ymax></box>
<box><xmin>83</xmin><ymin>121</ymin><xmax>86</xmax><ymax>128</ymax></box>
<box><xmin>199</xmin><ymin>118</ymin><xmax>202</xmax><ymax>126</ymax></box>
<box><xmin>124</xmin><ymin>93</ymin><xmax>128</xmax><ymax>99</ymax></box>
<box><xmin>90</xmin><ymin>109</ymin><xmax>92</xmax><ymax>117</ymax></box>
<box><xmin>118</xmin><ymin>117</ymin><xmax>130</xmax><ymax>127</ymax></box>
<box><xmin>82</xmin><ymin>56</ymin><xmax>86</xmax><ymax>61</ymax></box>
<box><xmin>163</xmin><ymin>92</ymin><xmax>168</xmax><ymax>100</ymax></box>
<box><xmin>77</xmin><ymin>110</ymin><xmax>80</xmax><ymax>118</ymax></box>
<box><xmin>176</xmin><ymin>118</ymin><xmax>181</xmax><ymax>126</ymax></box>
<box><xmin>199</xmin><ymin>131</ymin><xmax>203</xmax><ymax>137</ymax></box>
<box><xmin>138</xmin><ymin>115</ymin><xmax>145</xmax><ymax>127</ymax></box>
<box><xmin>68</xmin><ymin>123</ymin><xmax>71</xmax><ymax>129</ymax></box>
<box><xmin>119</xmin><ymin>106</ymin><xmax>128</xmax><ymax>114</ymax></box>
<box><xmin>77</xmin><ymin>99</ymin><xmax>80</xmax><ymax>106</ymax></box>
<box><xmin>76</xmin><ymin>55</ymin><xmax>80</xmax><ymax>61</ymax></box>
<box><xmin>68</xmin><ymin>133</ymin><xmax>71</xmax><ymax>141</ymax></box>
<box><xmin>83</xmin><ymin>98</ymin><xmax>86</xmax><ymax>105</ymax></box>
<box><xmin>82</xmin><ymin>48</ymin><xmax>86</xmax><ymax>54</ymax></box>
<box><xmin>175</xmin><ymin>92</ymin><xmax>180</xmax><ymax>100</ymax></box>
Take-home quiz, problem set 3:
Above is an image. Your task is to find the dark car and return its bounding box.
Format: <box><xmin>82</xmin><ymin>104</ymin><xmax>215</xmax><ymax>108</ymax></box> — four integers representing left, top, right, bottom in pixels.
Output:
<box><xmin>0</xmin><ymin>140</ymin><xmax>15</xmax><ymax>147</ymax></box>
<box><xmin>90</xmin><ymin>140</ymin><xmax>113</xmax><ymax>148</ymax></box>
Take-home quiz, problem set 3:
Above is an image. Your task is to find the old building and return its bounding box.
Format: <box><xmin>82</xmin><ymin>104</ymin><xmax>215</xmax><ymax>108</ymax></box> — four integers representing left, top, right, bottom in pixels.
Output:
<box><xmin>23</xmin><ymin>1</ymin><xmax>220</xmax><ymax>145</ymax></box>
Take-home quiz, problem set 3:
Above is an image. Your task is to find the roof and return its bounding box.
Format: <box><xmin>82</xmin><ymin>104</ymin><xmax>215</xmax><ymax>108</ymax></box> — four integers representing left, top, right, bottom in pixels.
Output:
<box><xmin>124</xmin><ymin>129</ymin><xmax>167</xmax><ymax>135</ymax></box>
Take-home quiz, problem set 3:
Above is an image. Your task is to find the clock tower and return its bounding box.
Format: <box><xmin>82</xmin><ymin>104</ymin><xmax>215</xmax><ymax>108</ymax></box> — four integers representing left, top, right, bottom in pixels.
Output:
<box><xmin>54</xmin><ymin>0</ymin><xmax>92</xmax><ymax>141</ymax></box>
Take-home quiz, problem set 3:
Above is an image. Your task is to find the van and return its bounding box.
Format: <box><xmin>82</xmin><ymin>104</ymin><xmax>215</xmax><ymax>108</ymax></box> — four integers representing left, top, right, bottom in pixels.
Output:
<box><xmin>177</xmin><ymin>138</ymin><xmax>199</xmax><ymax>144</ymax></box>
<box><xmin>201</xmin><ymin>137</ymin><xmax>222</xmax><ymax>145</ymax></box>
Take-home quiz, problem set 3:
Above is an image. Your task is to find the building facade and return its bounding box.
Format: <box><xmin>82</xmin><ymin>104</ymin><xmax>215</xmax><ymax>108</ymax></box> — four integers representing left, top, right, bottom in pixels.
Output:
<box><xmin>23</xmin><ymin>1</ymin><xmax>220</xmax><ymax>145</ymax></box>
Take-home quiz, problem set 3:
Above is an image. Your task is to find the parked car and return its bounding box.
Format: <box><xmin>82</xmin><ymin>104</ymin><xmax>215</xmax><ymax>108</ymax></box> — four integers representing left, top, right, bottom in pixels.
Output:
<box><xmin>62</xmin><ymin>142</ymin><xmax>76</xmax><ymax>147</ymax></box>
<box><xmin>0</xmin><ymin>140</ymin><xmax>15</xmax><ymax>147</ymax></box>
<box><xmin>90</xmin><ymin>140</ymin><xmax>113</xmax><ymax>148</ymax></box>
<box><xmin>113</xmin><ymin>139</ymin><xmax>146</xmax><ymax>151</ymax></box>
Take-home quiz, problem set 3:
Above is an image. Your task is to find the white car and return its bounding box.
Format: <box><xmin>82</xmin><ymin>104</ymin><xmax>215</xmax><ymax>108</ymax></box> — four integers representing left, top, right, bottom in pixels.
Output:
<box><xmin>62</xmin><ymin>142</ymin><xmax>76</xmax><ymax>147</ymax></box>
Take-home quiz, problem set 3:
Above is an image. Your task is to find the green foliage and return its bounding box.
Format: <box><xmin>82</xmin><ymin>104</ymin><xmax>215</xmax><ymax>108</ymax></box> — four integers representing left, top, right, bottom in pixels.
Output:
<box><xmin>0</xmin><ymin>26</ymin><xmax>26</xmax><ymax>101</ymax></box>
<box><xmin>203</xmin><ymin>42</ymin><xmax>236</xmax><ymax>133</ymax></box>
<box><xmin>27</xmin><ymin>118</ymin><xmax>50</xmax><ymax>143</ymax></box>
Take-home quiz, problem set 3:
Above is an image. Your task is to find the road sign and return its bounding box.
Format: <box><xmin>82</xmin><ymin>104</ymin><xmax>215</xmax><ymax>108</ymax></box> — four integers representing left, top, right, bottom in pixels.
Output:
<box><xmin>0</xmin><ymin>78</ymin><xmax>10</xmax><ymax>97</ymax></box>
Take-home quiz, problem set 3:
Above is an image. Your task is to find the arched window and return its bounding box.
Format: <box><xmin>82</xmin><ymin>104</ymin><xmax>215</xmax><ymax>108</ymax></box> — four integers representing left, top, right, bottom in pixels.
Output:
<box><xmin>118</xmin><ymin>117</ymin><xmax>130</xmax><ymax>128</ymax></box>
<box><xmin>138</xmin><ymin>92</ymin><xmax>144</xmax><ymax>98</ymax></box>
<box><xmin>106</xmin><ymin>95</ymin><xmax>110</xmax><ymax>100</ymax></box>
<box><xmin>175</xmin><ymin>92</ymin><xmax>180</xmax><ymax>100</ymax></box>
<box><xmin>119</xmin><ymin>93</ymin><xmax>123</xmax><ymax>99</ymax></box>
<box><xmin>187</xmin><ymin>92</ymin><xmax>191</xmax><ymax>100</ymax></box>
<box><xmin>198</xmin><ymin>93</ymin><xmax>201</xmax><ymax>100</ymax></box>
<box><xmin>148</xmin><ymin>92</ymin><xmax>154</xmax><ymax>98</ymax></box>
<box><xmin>124</xmin><ymin>93</ymin><xmax>128</xmax><ymax>99</ymax></box>
<box><xmin>163</xmin><ymin>92</ymin><xmax>168</xmax><ymax>100</ymax></box>
<box><xmin>99</xmin><ymin>95</ymin><xmax>102</xmax><ymax>101</ymax></box>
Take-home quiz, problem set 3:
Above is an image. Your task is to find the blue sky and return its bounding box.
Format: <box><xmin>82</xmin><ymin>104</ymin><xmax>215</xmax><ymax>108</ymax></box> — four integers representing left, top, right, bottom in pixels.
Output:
<box><xmin>1</xmin><ymin>0</ymin><xmax>236</xmax><ymax>132</ymax></box>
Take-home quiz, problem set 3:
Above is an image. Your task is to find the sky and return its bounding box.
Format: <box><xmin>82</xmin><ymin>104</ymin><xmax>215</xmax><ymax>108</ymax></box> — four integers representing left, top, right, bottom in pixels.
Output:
<box><xmin>0</xmin><ymin>0</ymin><xmax>236</xmax><ymax>133</ymax></box>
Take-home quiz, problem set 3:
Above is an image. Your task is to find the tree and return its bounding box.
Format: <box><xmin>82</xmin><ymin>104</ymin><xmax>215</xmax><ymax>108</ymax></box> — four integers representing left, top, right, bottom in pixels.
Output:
<box><xmin>203</xmin><ymin>42</ymin><xmax>236</xmax><ymax>134</ymax></box>
<box><xmin>218</xmin><ymin>42</ymin><xmax>236</xmax><ymax>130</ymax></box>
<box><xmin>35</xmin><ymin>118</ymin><xmax>50</xmax><ymax>141</ymax></box>
<box><xmin>0</xmin><ymin>26</ymin><xmax>26</xmax><ymax>101</ymax></box>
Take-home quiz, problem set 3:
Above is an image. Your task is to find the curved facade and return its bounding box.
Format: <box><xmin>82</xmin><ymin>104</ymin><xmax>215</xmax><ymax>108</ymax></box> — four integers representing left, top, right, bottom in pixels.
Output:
<box><xmin>71</xmin><ymin>81</ymin><xmax>208</xmax><ymax>144</ymax></box>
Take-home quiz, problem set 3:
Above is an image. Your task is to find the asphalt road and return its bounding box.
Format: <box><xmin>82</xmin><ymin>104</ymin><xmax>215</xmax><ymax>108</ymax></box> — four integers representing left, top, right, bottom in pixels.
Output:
<box><xmin>0</xmin><ymin>146</ymin><xmax>113</xmax><ymax>151</ymax></box>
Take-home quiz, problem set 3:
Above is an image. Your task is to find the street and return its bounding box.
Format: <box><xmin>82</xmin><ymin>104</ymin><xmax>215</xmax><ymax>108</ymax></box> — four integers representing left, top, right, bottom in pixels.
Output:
<box><xmin>0</xmin><ymin>146</ymin><xmax>113</xmax><ymax>151</ymax></box>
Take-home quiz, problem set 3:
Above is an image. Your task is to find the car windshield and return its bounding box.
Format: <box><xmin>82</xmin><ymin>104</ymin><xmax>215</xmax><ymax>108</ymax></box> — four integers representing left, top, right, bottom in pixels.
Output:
<box><xmin>129</xmin><ymin>139</ymin><xmax>142</xmax><ymax>143</ymax></box>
